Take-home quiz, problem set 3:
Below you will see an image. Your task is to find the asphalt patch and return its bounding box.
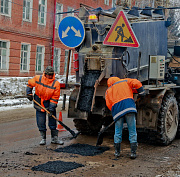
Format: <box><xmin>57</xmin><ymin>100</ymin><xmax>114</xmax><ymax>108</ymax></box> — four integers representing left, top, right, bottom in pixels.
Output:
<box><xmin>24</xmin><ymin>152</ymin><xmax>38</xmax><ymax>155</ymax></box>
<box><xmin>54</xmin><ymin>143</ymin><xmax>110</xmax><ymax>156</ymax></box>
<box><xmin>31</xmin><ymin>160</ymin><xmax>84</xmax><ymax>174</ymax></box>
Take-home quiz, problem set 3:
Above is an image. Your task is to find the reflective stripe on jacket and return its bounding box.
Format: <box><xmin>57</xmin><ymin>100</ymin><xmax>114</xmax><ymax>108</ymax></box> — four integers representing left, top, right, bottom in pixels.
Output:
<box><xmin>26</xmin><ymin>73</ymin><xmax>60</xmax><ymax>112</ymax></box>
<box><xmin>105</xmin><ymin>77</ymin><xmax>144</xmax><ymax>121</ymax></box>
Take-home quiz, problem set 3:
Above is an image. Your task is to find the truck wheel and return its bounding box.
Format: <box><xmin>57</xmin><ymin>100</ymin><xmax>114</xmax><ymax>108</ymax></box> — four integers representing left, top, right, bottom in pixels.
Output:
<box><xmin>156</xmin><ymin>94</ymin><xmax>179</xmax><ymax>145</ymax></box>
<box><xmin>73</xmin><ymin>115</ymin><xmax>103</xmax><ymax>135</ymax></box>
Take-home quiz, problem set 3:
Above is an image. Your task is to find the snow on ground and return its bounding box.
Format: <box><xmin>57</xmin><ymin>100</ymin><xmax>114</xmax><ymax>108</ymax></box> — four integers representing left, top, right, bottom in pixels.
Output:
<box><xmin>0</xmin><ymin>75</ymin><xmax>75</xmax><ymax>111</ymax></box>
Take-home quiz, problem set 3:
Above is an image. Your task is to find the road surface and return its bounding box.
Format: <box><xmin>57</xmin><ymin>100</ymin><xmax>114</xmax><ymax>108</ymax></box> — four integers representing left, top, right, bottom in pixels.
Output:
<box><xmin>1</xmin><ymin>103</ymin><xmax>180</xmax><ymax>176</ymax></box>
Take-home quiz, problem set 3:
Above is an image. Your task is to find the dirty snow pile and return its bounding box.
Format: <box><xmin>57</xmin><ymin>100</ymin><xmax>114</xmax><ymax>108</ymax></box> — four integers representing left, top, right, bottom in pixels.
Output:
<box><xmin>0</xmin><ymin>75</ymin><xmax>76</xmax><ymax>109</ymax></box>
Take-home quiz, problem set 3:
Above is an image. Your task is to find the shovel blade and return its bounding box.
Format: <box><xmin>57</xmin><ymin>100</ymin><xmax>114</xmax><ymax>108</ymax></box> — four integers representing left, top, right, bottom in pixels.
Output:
<box><xmin>96</xmin><ymin>132</ymin><xmax>104</xmax><ymax>146</ymax></box>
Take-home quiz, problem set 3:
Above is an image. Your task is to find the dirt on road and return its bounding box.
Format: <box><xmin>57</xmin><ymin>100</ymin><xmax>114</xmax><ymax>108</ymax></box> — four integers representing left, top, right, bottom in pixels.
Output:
<box><xmin>1</xmin><ymin>104</ymin><xmax>180</xmax><ymax>177</ymax></box>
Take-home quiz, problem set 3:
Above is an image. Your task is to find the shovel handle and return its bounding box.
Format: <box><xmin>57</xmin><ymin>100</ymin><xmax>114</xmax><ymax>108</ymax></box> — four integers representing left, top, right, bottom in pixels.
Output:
<box><xmin>33</xmin><ymin>99</ymin><xmax>58</xmax><ymax>121</ymax></box>
<box><xmin>32</xmin><ymin>99</ymin><xmax>77</xmax><ymax>138</ymax></box>
<box><xmin>101</xmin><ymin>121</ymin><xmax>115</xmax><ymax>134</ymax></box>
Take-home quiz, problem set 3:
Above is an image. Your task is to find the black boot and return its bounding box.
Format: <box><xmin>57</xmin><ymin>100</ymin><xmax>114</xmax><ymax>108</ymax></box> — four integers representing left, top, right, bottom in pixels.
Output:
<box><xmin>130</xmin><ymin>142</ymin><xmax>138</xmax><ymax>159</ymax></box>
<box><xmin>39</xmin><ymin>131</ymin><xmax>46</xmax><ymax>145</ymax></box>
<box><xmin>51</xmin><ymin>130</ymin><xmax>64</xmax><ymax>145</ymax></box>
<box><xmin>114</xmin><ymin>143</ymin><xmax>121</xmax><ymax>158</ymax></box>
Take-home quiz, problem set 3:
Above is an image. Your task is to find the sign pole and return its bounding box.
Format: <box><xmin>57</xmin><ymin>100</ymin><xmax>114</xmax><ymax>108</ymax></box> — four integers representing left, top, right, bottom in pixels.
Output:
<box><xmin>62</xmin><ymin>49</ymin><xmax>71</xmax><ymax>110</ymax></box>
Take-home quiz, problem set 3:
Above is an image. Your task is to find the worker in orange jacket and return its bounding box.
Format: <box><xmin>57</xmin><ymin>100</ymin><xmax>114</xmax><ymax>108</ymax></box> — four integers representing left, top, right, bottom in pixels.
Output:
<box><xmin>105</xmin><ymin>75</ymin><xmax>145</xmax><ymax>159</ymax></box>
<box><xmin>26</xmin><ymin>66</ymin><xmax>63</xmax><ymax>145</ymax></box>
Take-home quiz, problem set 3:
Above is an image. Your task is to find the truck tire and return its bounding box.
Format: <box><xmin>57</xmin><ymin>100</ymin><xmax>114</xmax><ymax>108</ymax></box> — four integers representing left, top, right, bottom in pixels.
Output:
<box><xmin>156</xmin><ymin>94</ymin><xmax>179</xmax><ymax>145</ymax></box>
<box><xmin>73</xmin><ymin>114</ymin><xmax>103</xmax><ymax>135</ymax></box>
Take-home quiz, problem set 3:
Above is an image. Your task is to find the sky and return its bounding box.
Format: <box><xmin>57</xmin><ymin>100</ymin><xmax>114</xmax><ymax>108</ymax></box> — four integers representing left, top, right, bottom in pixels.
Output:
<box><xmin>0</xmin><ymin>75</ymin><xmax>75</xmax><ymax>111</ymax></box>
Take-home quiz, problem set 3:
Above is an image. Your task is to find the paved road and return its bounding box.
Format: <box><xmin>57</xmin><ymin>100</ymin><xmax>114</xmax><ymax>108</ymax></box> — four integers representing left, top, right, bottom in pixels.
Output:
<box><xmin>1</xmin><ymin>105</ymin><xmax>180</xmax><ymax>176</ymax></box>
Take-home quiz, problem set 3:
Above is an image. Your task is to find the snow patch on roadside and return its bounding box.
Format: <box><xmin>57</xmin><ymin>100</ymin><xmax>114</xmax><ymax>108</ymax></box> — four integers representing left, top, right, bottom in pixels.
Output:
<box><xmin>0</xmin><ymin>75</ymin><xmax>74</xmax><ymax>108</ymax></box>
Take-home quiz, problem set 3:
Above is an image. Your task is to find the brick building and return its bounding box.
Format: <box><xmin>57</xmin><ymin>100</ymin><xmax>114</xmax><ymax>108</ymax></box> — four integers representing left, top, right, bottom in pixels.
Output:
<box><xmin>0</xmin><ymin>0</ymin><xmax>114</xmax><ymax>77</ymax></box>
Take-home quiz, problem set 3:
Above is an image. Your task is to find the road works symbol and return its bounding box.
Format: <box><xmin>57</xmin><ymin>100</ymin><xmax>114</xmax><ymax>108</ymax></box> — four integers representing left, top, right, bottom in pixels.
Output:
<box><xmin>103</xmin><ymin>10</ymin><xmax>140</xmax><ymax>48</ymax></box>
<box><xmin>58</xmin><ymin>16</ymin><xmax>85</xmax><ymax>48</ymax></box>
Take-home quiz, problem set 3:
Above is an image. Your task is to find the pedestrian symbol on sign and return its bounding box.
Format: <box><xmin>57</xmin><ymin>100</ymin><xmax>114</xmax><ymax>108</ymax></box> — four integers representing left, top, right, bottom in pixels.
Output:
<box><xmin>103</xmin><ymin>10</ymin><xmax>139</xmax><ymax>48</ymax></box>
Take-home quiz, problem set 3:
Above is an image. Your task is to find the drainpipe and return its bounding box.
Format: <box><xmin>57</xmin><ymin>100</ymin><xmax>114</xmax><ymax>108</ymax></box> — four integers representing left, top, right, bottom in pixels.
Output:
<box><xmin>51</xmin><ymin>0</ymin><xmax>56</xmax><ymax>67</ymax></box>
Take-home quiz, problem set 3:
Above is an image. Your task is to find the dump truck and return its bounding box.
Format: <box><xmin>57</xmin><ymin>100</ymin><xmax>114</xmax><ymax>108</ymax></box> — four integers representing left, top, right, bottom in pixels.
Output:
<box><xmin>67</xmin><ymin>5</ymin><xmax>180</xmax><ymax>145</ymax></box>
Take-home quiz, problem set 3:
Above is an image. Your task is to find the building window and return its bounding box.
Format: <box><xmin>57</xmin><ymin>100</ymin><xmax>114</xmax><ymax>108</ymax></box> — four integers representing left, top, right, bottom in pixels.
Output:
<box><xmin>104</xmin><ymin>0</ymin><xmax>109</xmax><ymax>5</ymax></box>
<box><xmin>21</xmin><ymin>44</ymin><xmax>30</xmax><ymax>71</ymax></box>
<box><xmin>53</xmin><ymin>48</ymin><xmax>61</xmax><ymax>74</ymax></box>
<box><xmin>23</xmin><ymin>0</ymin><xmax>33</xmax><ymax>22</ymax></box>
<box><xmin>36</xmin><ymin>45</ymin><xmax>45</xmax><ymax>72</ymax></box>
<box><xmin>112</xmin><ymin>0</ymin><xmax>116</xmax><ymax>7</ymax></box>
<box><xmin>64</xmin><ymin>50</ymin><xmax>71</xmax><ymax>75</ymax></box>
<box><xmin>0</xmin><ymin>40</ymin><xmax>9</xmax><ymax>70</ymax></box>
<box><xmin>38</xmin><ymin>0</ymin><xmax>47</xmax><ymax>25</ymax></box>
<box><xmin>67</xmin><ymin>7</ymin><xmax>74</xmax><ymax>16</ymax></box>
<box><xmin>0</xmin><ymin>0</ymin><xmax>11</xmax><ymax>16</ymax></box>
<box><xmin>55</xmin><ymin>3</ymin><xmax>63</xmax><ymax>29</ymax></box>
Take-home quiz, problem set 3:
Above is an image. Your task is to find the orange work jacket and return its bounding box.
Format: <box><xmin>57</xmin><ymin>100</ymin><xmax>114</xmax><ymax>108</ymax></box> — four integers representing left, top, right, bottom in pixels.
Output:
<box><xmin>105</xmin><ymin>77</ymin><xmax>144</xmax><ymax>121</ymax></box>
<box><xmin>27</xmin><ymin>73</ymin><xmax>60</xmax><ymax>112</ymax></box>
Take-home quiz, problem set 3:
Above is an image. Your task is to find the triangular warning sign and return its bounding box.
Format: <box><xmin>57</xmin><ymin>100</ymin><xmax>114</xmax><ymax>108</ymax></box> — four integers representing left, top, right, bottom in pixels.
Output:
<box><xmin>103</xmin><ymin>10</ymin><xmax>140</xmax><ymax>48</ymax></box>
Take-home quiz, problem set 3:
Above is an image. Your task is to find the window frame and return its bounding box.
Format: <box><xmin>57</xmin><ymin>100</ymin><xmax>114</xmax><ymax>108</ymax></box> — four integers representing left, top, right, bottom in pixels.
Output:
<box><xmin>23</xmin><ymin>0</ymin><xmax>33</xmax><ymax>22</ymax></box>
<box><xmin>67</xmin><ymin>6</ymin><xmax>74</xmax><ymax>16</ymax></box>
<box><xmin>20</xmin><ymin>43</ymin><xmax>31</xmax><ymax>72</ymax></box>
<box><xmin>64</xmin><ymin>50</ymin><xmax>72</xmax><ymax>75</ymax></box>
<box><xmin>0</xmin><ymin>0</ymin><xmax>12</xmax><ymax>17</ymax></box>
<box><xmin>104</xmin><ymin>0</ymin><xmax>109</xmax><ymax>5</ymax></box>
<box><xmin>38</xmin><ymin>0</ymin><xmax>47</xmax><ymax>26</ymax></box>
<box><xmin>112</xmin><ymin>0</ymin><xmax>116</xmax><ymax>7</ymax></box>
<box><xmin>35</xmin><ymin>45</ymin><xmax>45</xmax><ymax>73</ymax></box>
<box><xmin>55</xmin><ymin>3</ymin><xmax>63</xmax><ymax>29</ymax></box>
<box><xmin>53</xmin><ymin>47</ymin><xmax>61</xmax><ymax>74</ymax></box>
<box><xmin>0</xmin><ymin>40</ymin><xmax>10</xmax><ymax>71</ymax></box>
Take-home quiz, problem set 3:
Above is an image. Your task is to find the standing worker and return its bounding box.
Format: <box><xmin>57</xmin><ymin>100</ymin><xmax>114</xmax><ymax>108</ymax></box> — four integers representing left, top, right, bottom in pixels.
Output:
<box><xmin>26</xmin><ymin>66</ymin><xmax>64</xmax><ymax>145</ymax></box>
<box><xmin>105</xmin><ymin>75</ymin><xmax>145</xmax><ymax>159</ymax></box>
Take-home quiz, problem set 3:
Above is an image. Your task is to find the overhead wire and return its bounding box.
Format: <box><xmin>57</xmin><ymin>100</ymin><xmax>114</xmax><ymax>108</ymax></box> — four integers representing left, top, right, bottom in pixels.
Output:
<box><xmin>5</xmin><ymin>0</ymin><xmax>180</xmax><ymax>16</ymax></box>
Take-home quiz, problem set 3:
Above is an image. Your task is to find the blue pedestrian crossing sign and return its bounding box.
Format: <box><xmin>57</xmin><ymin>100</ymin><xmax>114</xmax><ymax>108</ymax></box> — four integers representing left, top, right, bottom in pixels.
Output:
<box><xmin>58</xmin><ymin>16</ymin><xmax>85</xmax><ymax>48</ymax></box>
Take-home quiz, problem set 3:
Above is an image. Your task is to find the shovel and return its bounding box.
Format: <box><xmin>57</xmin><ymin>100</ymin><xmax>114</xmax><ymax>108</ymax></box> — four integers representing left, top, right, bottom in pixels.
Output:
<box><xmin>96</xmin><ymin>121</ymin><xmax>115</xmax><ymax>146</ymax></box>
<box><xmin>33</xmin><ymin>99</ymin><xmax>80</xmax><ymax>139</ymax></box>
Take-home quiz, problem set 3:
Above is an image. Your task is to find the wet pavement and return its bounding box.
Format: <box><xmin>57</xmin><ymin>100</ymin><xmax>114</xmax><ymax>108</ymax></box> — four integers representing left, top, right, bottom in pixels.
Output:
<box><xmin>1</xmin><ymin>105</ymin><xmax>180</xmax><ymax>176</ymax></box>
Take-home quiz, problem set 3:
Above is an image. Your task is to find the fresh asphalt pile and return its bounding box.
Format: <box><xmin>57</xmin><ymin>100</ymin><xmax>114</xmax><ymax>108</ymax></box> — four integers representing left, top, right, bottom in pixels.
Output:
<box><xmin>77</xmin><ymin>70</ymin><xmax>101</xmax><ymax>112</ymax></box>
<box><xmin>31</xmin><ymin>144</ymin><xmax>109</xmax><ymax>174</ymax></box>
<box><xmin>31</xmin><ymin>161</ymin><xmax>84</xmax><ymax>174</ymax></box>
<box><xmin>54</xmin><ymin>143</ymin><xmax>110</xmax><ymax>156</ymax></box>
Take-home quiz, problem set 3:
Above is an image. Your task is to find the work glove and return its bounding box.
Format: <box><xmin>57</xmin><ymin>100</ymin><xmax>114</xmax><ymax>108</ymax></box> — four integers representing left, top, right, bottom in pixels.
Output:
<box><xmin>49</xmin><ymin>111</ymin><xmax>54</xmax><ymax>119</ymax></box>
<box><xmin>27</xmin><ymin>94</ymin><xmax>33</xmax><ymax>101</ymax></box>
<box><xmin>138</xmin><ymin>92</ymin><xmax>146</xmax><ymax>99</ymax></box>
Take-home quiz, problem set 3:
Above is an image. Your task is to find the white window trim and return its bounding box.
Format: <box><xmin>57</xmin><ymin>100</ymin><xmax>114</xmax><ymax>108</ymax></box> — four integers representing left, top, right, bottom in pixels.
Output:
<box><xmin>67</xmin><ymin>7</ymin><xmax>74</xmax><ymax>16</ymax></box>
<box><xmin>20</xmin><ymin>43</ymin><xmax>31</xmax><ymax>72</ymax></box>
<box><xmin>0</xmin><ymin>0</ymin><xmax>12</xmax><ymax>17</ymax></box>
<box><xmin>55</xmin><ymin>3</ymin><xmax>63</xmax><ymax>29</ymax></box>
<box><xmin>23</xmin><ymin>0</ymin><xmax>33</xmax><ymax>22</ymax></box>
<box><xmin>0</xmin><ymin>39</ymin><xmax>10</xmax><ymax>71</ymax></box>
<box><xmin>53</xmin><ymin>47</ymin><xmax>61</xmax><ymax>74</ymax></box>
<box><xmin>112</xmin><ymin>0</ymin><xmax>116</xmax><ymax>7</ymax></box>
<box><xmin>38</xmin><ymin>0</ymin><xmax>47</xmax><ymax>26</ymax></box>
<box><xmin>104</xmin><ymin>0</ymin><xmax>109</xmax><ymax>6</ymax></box>
<box><xmin>35</xmin><ymin>45</ymin><xmax>45</xmax><ymax>73</ymax></box>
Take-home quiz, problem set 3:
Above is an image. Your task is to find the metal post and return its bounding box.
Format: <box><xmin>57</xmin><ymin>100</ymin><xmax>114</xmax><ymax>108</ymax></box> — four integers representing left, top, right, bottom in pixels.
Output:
<box><xmin>62</xmin><ymin>49</ymin><xmax>71</xmax><ymax>110</ymax></box>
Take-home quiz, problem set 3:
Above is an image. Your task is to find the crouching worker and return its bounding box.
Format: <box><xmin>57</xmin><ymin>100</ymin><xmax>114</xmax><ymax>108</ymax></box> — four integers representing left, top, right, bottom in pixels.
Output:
<box><xmin>105</xmin><ymin>75</ymin><xmax>145</xmax><ymax>159</ymax></box>
<box><xmin>26</xmin><ymin>66</ymin><xmax>64</xmax><ymax>145</ymax></box>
